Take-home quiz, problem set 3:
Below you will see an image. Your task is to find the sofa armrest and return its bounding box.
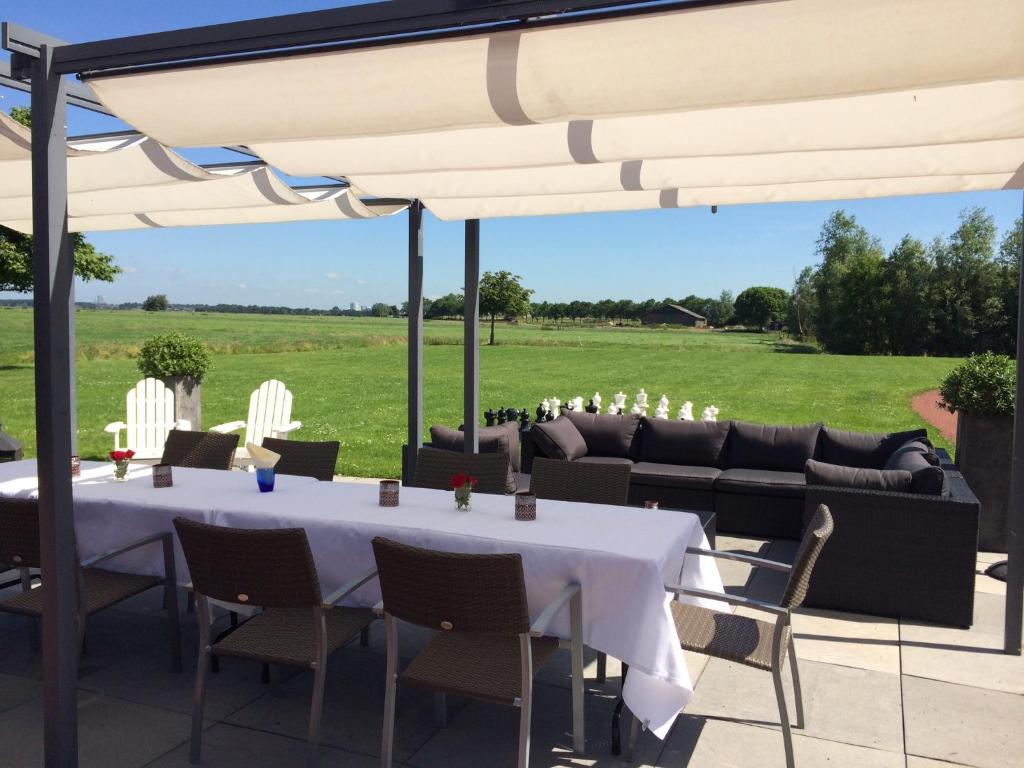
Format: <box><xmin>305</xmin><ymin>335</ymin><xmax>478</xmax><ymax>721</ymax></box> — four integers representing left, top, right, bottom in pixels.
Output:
<box><xmin>934</xmin><ymin>448</ymin><xmax>981</xmax><ymax>506</ymax></box>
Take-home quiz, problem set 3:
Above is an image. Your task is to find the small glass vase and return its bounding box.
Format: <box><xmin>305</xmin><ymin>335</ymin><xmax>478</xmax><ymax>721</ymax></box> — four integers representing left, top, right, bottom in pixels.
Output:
<box><xmin>454</xmin><ymin>491</ymin><xmax>472</xmax><ymax>511</ymax></box>
<box><xmin>112</xmin><ymin>461</ymin><xmax>130</xmax><ymax>482</ymax></box>
<box><xmin>256</xmin><ymin>467</ymin><xmax>276</xmax><ymax>493</ymax></box>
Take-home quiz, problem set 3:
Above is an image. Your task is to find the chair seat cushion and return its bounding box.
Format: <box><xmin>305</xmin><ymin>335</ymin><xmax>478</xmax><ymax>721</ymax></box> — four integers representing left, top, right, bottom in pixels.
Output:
<box><xmin>671</xmin><ymin>601</ymin><xmax>787</xmax><ymax>671</ymax></box>
<box><xmin>213</xmin><ymin>605</ymin><xmax>375</xmax><ymax>668</ymax></box>
<box><xmin>401</xmin><ymin>631</ymin><xmax>559</xmax><ymax>706</ymax></box>
<box><xmin>717</xmin><ymin>468</ymin><xmax>806</xmax><ymax>497</ymax></box>
<box><xmin>630</xmin><ymin>462</ymin><xmax>721</xmax><ymax>490</ymax></box>
<box><xmin>574</xmin><ymin>456</ymin><xmax>635</xmax><ymax>467</ymax></box>
<box><xmin>0</xmin><ymin>568</ymin><xmax>161</xmax><ymax>618</ymax></box>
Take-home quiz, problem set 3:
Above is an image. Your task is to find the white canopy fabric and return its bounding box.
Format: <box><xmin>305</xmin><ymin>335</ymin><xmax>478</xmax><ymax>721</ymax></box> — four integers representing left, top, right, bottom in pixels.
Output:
<box><xmin>82</xmin><ymin>0</ymin><xmax>1024</xmax><ymax>220</ymax></box>
<box><xmin>2</xmin><ymin>189</ymin><xmax>404</xmax><ymax>234</ymax></box>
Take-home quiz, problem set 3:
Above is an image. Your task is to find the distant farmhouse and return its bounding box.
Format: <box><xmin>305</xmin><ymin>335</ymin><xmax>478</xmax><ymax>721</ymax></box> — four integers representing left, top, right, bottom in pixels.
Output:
<box><xmin>642</xmin><ymin>303</ymin><xmax>708</xmax><ymax>328</ymax></box>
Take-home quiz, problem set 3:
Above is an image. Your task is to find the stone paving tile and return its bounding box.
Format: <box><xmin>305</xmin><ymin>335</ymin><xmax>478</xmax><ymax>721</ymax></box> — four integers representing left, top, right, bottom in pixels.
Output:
<box><xmin>903</xmin><ymin>674</ymin><xmax>1024</xmax><ymax>768</ymax></box>
<box><xmin>900</xmin><ymin>628</ymin><xmax>1024</xmax><ymax>696</ymax></box>
<box><xmin>0</xmin><ymin>690</ymin><xmax>191</xmax><ymax>768</ymax></box>
<box><xmin>658</xmin><ymin>717</ymin><xmax>905</xmax><ymax>768</ymax></box>
<box><xmin>791</xmin><ymin>607</ymin><xmax>901</xmax><ymax>674</ymax></box>
<box><xmin>142</xmin><ymin>722</ymin><xmax>378</xmax><ymax>768</ymax></box>
<box><xmin>224</xmin><ymin>643</ymin><xmax>441</xmax><ymax>763</ymax></box>
<box><xmin>686</xmin><ymin>656</ymin><xmax>904</xmax><ymax>754</ymax></box>
<box><xmin>974</xmin><ymin>572</ymin><xmax>1006</xmax><ymax>596</ymax></box>
<box><xmin>0</xmin><ymin>672</ymin><xmax>41</xmax><ymax>715</ymax></box>
<box><xmin>906</xmin><ymin>758</ymin><xmax>978</xmax><ymax>768</ymax></box>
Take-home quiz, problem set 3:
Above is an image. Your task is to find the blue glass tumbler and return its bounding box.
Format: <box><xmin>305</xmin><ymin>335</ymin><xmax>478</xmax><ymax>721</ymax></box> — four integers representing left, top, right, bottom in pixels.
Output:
<box><xmin>256</xmin><ymin>467</ymin><xmax>275</xmax><ymax>493</ymax></box>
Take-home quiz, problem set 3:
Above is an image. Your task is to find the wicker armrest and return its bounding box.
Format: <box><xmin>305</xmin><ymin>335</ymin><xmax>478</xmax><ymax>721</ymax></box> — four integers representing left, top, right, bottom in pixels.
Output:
<box><xmin>685</xmin><ymin>546</ymin><xmax>792</xmax><ymax>573</ymax></box>
<box><xmin>666</xmin><ymin>584</ymin><xmax>787</xmax><ymax>617</ymax></box>
<box><xmin>81</xmin><ymin>532</ymin><xmax>170</xmax><ymax>569</ymax></box>
<box><xmin>529</xmin><ymin>583</ymin><xmax>581</xmax><ymax>638</ymax></box>
<box><xmin>322</xmin><ymin>568</ymin><xmax>378</xmax><ymax>608</ymax></box>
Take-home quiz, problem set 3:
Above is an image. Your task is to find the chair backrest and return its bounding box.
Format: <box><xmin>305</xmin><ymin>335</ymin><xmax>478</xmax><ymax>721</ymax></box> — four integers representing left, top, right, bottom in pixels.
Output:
<box><xmin>0</xmin><ymin>498</ymin><xmax>43</xmax><ymax>570</ymax></box>
<box><xmin>161</xmin><ymin>429</ymin><xmax>239</xmax><ymax>470</ymax></box>
<box><xmin>372</xmin><ymin>536</ymin><xmax>529</xmax><ymax>635</ymax></box>
<box><xmin>125</xmin><ymin>378</ymin><xmax>176</xmax><ymax>453</ymax></box>
<box><xmin>412</xmin><ymin>446</ymin><xmax>511</xmax><ymax>494</ymax></box>
<box><xmin>244</xmin><ymin>380</ymin><xmax>294</xmax><ymax>446</ymax></box>
<box><xmin>261</xmin><ymin>437</ymin><xmax>339</xmax><ymax>482</ymax></box>
<box><xmin>530</xmin><ymin>457</ymin><xmax>630</xmax><ymax>506</ymax></box>
<box><xmin>173</xmin><ymin>517</ymin><xmax>321</xmax><ymax>607</ymax></box>
<box><xmin>781</xmin><ymin>504</ymin><xmax>835</xmax><ymax>609</ymax></box>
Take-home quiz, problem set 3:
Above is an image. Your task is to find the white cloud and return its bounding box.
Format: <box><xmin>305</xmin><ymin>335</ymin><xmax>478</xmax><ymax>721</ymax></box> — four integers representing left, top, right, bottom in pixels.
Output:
<box><xmin>121</xmin><ymin>264</ymin><xmax>137</xmax><ymax>273</ymax></box>
<box><xmin>237</xmin><ymin>282</ymin><xmax>247</xmax><ymax>290</ymax></box>
<box><xmin>325</xmin><ymin>272</ymin><xmax>342</xmax><ymax>280</ymax></box>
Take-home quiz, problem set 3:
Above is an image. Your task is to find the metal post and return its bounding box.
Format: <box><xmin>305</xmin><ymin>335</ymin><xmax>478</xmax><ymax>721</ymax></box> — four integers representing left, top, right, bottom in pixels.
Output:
<box><xmin>464</xmin><ymin>220</ymin><xmax>480</xmax><ymax>453</ymax></box>
<box><xmin>404</xmin><ymin>201</ymin><xmax>424</xmax><ymax>484</ymax></box>
<box><xmin>68</xmin><ymin>280</ymin><xmax>77</xmax><ymax>455</ymax></box>
<box><xmin>1004</xmin><ymin>191</ymin><xmax>1024</xmax><ymax>655</ymax></box>
<box><xmin>29</xmin><ymin>44</ymin><xmax>79</xmax><ymax>765</ymax></box>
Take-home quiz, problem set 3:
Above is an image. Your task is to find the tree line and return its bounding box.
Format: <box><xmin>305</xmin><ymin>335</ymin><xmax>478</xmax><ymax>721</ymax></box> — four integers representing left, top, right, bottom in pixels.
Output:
<box><xmin>789</xmin><ymin>208</ymin><xmax>1022</xmax><ymax>356</ymax></box>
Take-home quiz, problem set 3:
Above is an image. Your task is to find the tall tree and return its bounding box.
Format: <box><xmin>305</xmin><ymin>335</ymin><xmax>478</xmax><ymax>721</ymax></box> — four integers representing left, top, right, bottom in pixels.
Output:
<box><xmin>733</xmin><ymin>286</ymin><xmax>789</xmax><ymax>329</ymax></box>
<box><xmin>142</xmin><ymin>294</ymin><xmax>169</xmax><ymax>312</ymax></box>
<box><xmin>881</xmin><ymin>236</ymin><xmax>933</xmax><ymax>355</ymax></box>
<box><xmin>479</xmin><ymin>270</ymin><xmax>533</xmax><ymax>344</ymax></box>
<box><xmin>786</xmin><ymin>266</ymin><xmax>818</xmax><ymax>341</ymax></box>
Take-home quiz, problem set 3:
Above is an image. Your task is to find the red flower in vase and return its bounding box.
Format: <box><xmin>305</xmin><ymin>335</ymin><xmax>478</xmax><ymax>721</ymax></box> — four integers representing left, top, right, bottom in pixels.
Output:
<box><xmin>450</xmin><ymin>473</ymin><xmax>478</xmax><ymax>490</ymax></box>
<box><xmin>109</xmin><ymin>449</ymin><xmax>136</xmax><ymax>463</ymax></box>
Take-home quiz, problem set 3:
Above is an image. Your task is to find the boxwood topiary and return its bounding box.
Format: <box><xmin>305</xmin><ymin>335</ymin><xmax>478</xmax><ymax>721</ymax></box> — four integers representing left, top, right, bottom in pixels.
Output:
<box><xmin>939</xmin><ymin>352</ymin><xmax>1015</xmax><ymax>418</ymax></box>
<box><xmin>138</xmin><ymin>332</ymin><xmax>212</xmax><ymax>383</ymax></box>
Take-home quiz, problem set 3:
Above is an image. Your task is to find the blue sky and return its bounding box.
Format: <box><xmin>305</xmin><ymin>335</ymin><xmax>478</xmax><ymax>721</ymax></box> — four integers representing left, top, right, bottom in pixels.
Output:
<box><xmin>2</xmin><ymin>1</ymin><xmax>1021</xmax><ymax>309</ymax></box>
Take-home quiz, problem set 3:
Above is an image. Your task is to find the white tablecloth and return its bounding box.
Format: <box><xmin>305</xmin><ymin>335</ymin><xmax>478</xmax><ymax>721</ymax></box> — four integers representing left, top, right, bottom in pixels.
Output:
<box><xmin>0</xmin><ymin>459</ymin><xmax>725</xmax><ymax>737</ymax></box>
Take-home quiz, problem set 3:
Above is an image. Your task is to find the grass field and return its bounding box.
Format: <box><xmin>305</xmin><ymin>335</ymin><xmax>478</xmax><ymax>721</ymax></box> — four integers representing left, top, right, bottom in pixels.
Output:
<box><xmin>0</xmin><ymin>308</ymin><xmax>958</xmax><ymax>477</ymax></box>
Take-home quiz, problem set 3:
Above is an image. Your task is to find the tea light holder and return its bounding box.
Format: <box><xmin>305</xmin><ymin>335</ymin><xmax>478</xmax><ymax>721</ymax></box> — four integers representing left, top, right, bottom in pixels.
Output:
<box><xmin>256</xmin><ymin>467</ymin><xmax>276</xmax><ymax>493</ymax></box>
<box><xmin>70</xmin><ymin>455</ymin><xmax>81</xmax><ymax>478</ymax></box>
<box><xmin>515</xmin><ymin>493</ymin><xmax>537</xmax><ymax>521</ymax></box>
<box><xmin>643</xmin><ymin>500</ymin><xmax>659</xmax><ymax>509</ymax></box>
<box><xmin>153</xmin><ymin>463</ymin><xmax>173</xmax><ymax>488</ymax></box>
<box><xmin>379</xmin><ymin>479</ymin><xmax>400</xmax><ymax>507</ymax></box>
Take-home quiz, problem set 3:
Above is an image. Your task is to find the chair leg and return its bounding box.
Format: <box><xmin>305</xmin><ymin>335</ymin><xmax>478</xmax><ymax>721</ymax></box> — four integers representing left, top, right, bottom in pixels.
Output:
<box><xmin>308</xmin><ymin>662</ymin><xmax>327</xmax><ymax>767</ymax></box>
<box><xmin>772</xmin><ymin>664</ymin><xmax>796</xmax><ymax>768</ymax></box>
<box><xmin>381</xmin><ymin>615</ymin><xmax>399</xmax><ymax>768</ymax></box>
<box><xmin>788</xmin><ymin>636</ymin><xmax>804</xmax><ymax>729</ymax></box>
<box><xmin>191</xmin><ymin>599</ymin><xmax>212</xmax><ymax>765</ymax></box>
<box><xmin>187</xmin><ymin>591</ymin><xmax>195</xmax><ymax>614</ymax></box>
<box><xmin>517</xmin><ymin>634</ymin><xmax>534</xmax><ymax>768</ymax></box>
<box><xmin>434</xmin><ymin>693</ymin><xmax>448</xmax><ymax>728</ymax></box>
<box><xmin>625</xmin><ymin>712</ymin><xmax>641</xmax><ymax>764</ymax></box>
<box><xmin>360</xmin><ymin>626</ymin><xmax>370</xmax><ymax>647</ymax></box>
<box><xmin>163</xmin><ymin>536</ymin><xmax>182</xmax><ymax>673</ymax></box>
<box><xmin>595</xmin><ymin>651</ymin><xmax>607</xmax><ymax>685</ymax></box>
<box><xmin>569</xmin><ymin>591</ymin><xmax>585</xmax><ymax>754</ymax></box>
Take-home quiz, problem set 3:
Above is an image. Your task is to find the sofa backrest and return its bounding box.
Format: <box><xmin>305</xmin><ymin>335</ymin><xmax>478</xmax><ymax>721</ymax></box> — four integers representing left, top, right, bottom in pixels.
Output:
<box><xmin>728</xmin><ymin>421</ymin><xmax>823</xmax><ymax>472</ymax></box>
<box><xmin>638</xmin><ymin>418</ymin><xmax>731</xmax><ymax>468</ymax></box>
<box><xmin>563</xmin><ymin>411</ymin><xmax>642</xmax><ymax>458</ymax></box>
<box><xmin>819</xmin><ymin>427</ymin><xmax>929</xmax><ymax>469</ymax></box>
<box><xmin>430</xmin><ymin>422</ymin><xmax>521</xmax><ymax>473</ymax></box>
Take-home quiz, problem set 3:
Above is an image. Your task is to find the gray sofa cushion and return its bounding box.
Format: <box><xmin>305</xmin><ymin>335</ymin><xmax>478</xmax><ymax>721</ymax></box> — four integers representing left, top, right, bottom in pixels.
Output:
<box><xmin>728</xmin><ymin>422</ymin><xmax>822</xmax><ymax>472</ymax></box>
<box><xmin>805</xmin><ymin>459</ymin><xmax>913</xmax><ymax>492</ymax></box>
<box><xmin>431</xmin><ymin>422</ymin><xmax>521</xmax><ymax>471</ymax></box>
<box><xmin>819</xmin><ymin>427</ymin><xmax>929</xmax><ymax>469</ymax></box>
<box><xmin>530</xmin><ymin>417</ymin><xmax>588</xmax><ymax>461</ymax></box>
<box><xmin>630</xmin><ymin>462</ymin><xmax>721</xmax><ymax>491</ymax></box>
<box><xmin>564</xmin><ymin>411</ymin><xmax>641</xmax><ymax>457</ymax></box>
<box><xmin>717</xmin><ymin>467</ymin><xmax>806</xmax><ymax>497</ymax></box>
<box><xmin>638</xmin><ymin>419</ymin><xmax>731</xmax><ymax>468</ymax></box>
<box><xmin>575</xmin><ymin>456</ymin><xmax>635</xmax><ymax>467</ymax></box>
<box><xmin>883</xmin><ymin>444</ymin><xmax>948</xmax><ymax>495</ymax></box>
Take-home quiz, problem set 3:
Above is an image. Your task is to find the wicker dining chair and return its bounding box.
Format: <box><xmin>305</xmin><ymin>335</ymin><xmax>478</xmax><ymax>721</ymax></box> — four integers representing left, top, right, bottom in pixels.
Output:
<box><xmin>0</xmin><ymin>497</ymin><xmax>181</xmax><ymax>672</ymax></box>
<box><xmin>160</xmin><ymin>429</ymin><xmax>239</xmax><ymax>470</ymax></box>
<box><xmin>530</xmin><ymin>457</ymin><xmax>630</xmax><ymax>506</ymax></box>
<box><xmin>261</xmin><ymin>437</ymin><xmax>340</xmax><ymax>482</ymax></box>
<box><xmin>173</xmin><ymin>517</ymin><xmax>375</xmax><ymax>767</ymax></box>
<box><xmin>411</xmin><ymin>445</ymin><xmax>512</xmax><ymax>494</ymax></box>
<box><xmin>372</xmin><ymin>536</ymin><xmax>585</xmax><ymax>768</ymax></box>
<box><xmin>617</xmin><ymin>504</ymin><xmax>835</xmax><ymax>768</ymax></box>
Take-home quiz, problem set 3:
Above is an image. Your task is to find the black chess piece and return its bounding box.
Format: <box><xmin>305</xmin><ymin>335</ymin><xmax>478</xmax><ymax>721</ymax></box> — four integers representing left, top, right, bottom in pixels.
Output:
<box><xmin>536</xmin><ymin>403</ymin><xmax>547</xmax><ymax>422</ymax></box>
<box><xmin>497</xmin><ymin>408</ymin><xmax>507</xmax><ymax>424</ymax></box>
<box><xmin>484</xmin><ymin>408</ymin><xmax>496</xmax><ymax>427</ymax></box>
<box><xmin>504</xmin><ymin>407</ymin><xmax>519</xmax><ymax>423</ymax></box>
<box><xmin>585</xmin><ymin>399</ymin><xmax>598</xmax><ymax>414</ymax></box>
<box><xmin>519</xmin><ymin>409</ymin><xmax>530</xmax><ymax>429</ymax></box>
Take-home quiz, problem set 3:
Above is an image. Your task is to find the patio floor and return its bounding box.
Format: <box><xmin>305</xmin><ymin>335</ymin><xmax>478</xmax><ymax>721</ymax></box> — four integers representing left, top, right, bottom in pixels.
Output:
<box><xmin>0</xmin><ymin>535</ymin><xmax>1019</xmax><ymax>768</ymax></box>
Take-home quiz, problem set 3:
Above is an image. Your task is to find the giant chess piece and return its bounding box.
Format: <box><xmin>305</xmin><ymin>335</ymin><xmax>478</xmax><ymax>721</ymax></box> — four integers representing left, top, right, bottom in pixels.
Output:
<box><xmin>497</xmin><ymin>408</ymin><xmax>507</xmax><ymax>424</ymax></box>
<box><xmin>654</xmin><ymin>394</ymin><xmax>670</xmax><ymax>420</ymax></box>
<box><xmin>678</xmin><ymin>401</ymin><xmax>694</xmax><ymax>421</ymax></box>
<box><xmin>634</xmin><ymin>388</ymin><xmax>649</xmax><ymax>415</ymax></box>
<box><xmin>701</xmin><ymin>405</ymin><xmax>720</xmax><ymax>422</ymax></box>
<box><xmin>484</xmin><ymin>408</ymin><xmax>497</xmax><ymax>427</ymax></box>
<box><xmin>519</xmin><ymin>409</ymin><xmax>531</xmax><ymax>430</ymax></box>
<box><xmin>585</xmin><ymin>399</ymin><xmax>599</xmax><ymax>414</ymax></box>
<box><xmin>592</xmin><ymin>392</ymin><xmax>603</xmax><ymax>413</ymax></box>
<box><xmin>505</xmin><ymin>406</ymin><xmax>519</xmax><ymax>424</ymax></box>
<box><xmin>536</xmin><ymin>402</ymin><xmax>548</xmax><ymax>423</ymax></box>
<box><xmin>550</xmin><ymin>398</ymin><xmax>561</xmax><ymax>418</ymax></box>
<box><xmin>613</xmin><ymin>391</ymin><xmax>627</xmax><ymax>413</ymax></box>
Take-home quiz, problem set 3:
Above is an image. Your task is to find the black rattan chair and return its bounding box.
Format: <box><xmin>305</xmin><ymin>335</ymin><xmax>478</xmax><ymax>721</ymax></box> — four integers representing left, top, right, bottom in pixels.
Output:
<box><xmin>412</xmin><ymin>446</ymin><xmax>512</xmax><ymax>494</ymax></box>
<box><xmin>261</xmin><ymin>437</ymin><xmax>339</xmax><ymax>482</ymax></box>
<box><xmin>174</xmin><ymin>517</ymin><xmax>375</xmax><ymax>767</ymax></box>
<box><xmin>0</xmin><ymin>497</ymin><xmax>180</xmax><ymax>672</ymax></box>
<box><xmin>530</xmin><ymin>457</ymin><xmax>630</xmax><ymax>506</ymax></box>
<box><xmin>617</xmin><ymin>504</ymin><xmax>834</xmax><ymax>768</ymax></box>
<box><xmin>372</xmin><ymin>536</ymin><xmax>584</xmax><ymax>768</ymax></box>
<box><xmin>161</xmin><ymin>429</ymin><xmax>239</xmax><ymax>470</ymax></box>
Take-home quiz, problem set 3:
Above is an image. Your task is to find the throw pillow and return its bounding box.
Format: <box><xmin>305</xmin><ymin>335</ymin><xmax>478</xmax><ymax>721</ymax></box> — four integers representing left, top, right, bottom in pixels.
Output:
<box><xmin>883</xmin><ymin>444</ymin><xmax>948</xmax><ymax>495</ymax></box>
<box><xmin>530</xmin><ymin>417</ymin><xmax>589</xmax><ymax>461</ymax></box>
<box><xmin>563</xmin><ymin>411</ymin><xmax>641</xmax><ymax>457</ymax></box>
<box><xmin>805</xmin><ymin>459</ymin><xmax>913</xmax><ymax>492</ymax></box>
<box><xmin>819</xmin><ymin>427</ymin><xmax>930</xmax><ymax>469</ymax></box>
<box><xmin>728</xmin><ymin>421</ymin><xmax>823</xmax><ymax>472</ymax></box>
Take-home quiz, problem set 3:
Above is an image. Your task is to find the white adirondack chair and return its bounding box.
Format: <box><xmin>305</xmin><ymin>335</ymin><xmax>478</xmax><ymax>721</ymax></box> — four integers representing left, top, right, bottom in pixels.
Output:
<box><xmin>104</xmin><ymin>378</ymin><xmax>192</xmax><ymax>462</ymax></box>
<box><xmin>210</xmin><ymin>379</ymin><xmax>301</xmax><ymax>468</ymax></box>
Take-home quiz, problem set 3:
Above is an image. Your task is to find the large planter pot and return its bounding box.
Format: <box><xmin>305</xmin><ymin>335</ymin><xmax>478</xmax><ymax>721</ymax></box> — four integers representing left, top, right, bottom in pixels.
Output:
<box><xmin>162</xmin><ymin>375</ymin><xmax>202</xmax><ymax>431</ymax></box>
<box><xmin>956</xmin><ymin>412</ymin><xmax>1012</xmax><ymax>552</ymax></box>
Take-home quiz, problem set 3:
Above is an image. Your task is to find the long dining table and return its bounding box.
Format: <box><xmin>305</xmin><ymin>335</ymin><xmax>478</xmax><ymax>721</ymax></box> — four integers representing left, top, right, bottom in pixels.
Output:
<box><xmin>0</xmin><ymin>458</ymin><xmax>725</xmax><ymax>738</ymax></box>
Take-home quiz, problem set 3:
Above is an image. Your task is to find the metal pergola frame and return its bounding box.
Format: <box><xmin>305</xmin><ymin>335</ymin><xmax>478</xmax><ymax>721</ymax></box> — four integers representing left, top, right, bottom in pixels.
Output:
<box><xmin>2</xmin><ymin>1</ymin><xmax>1022</xmax><ymax>765</ymax></box>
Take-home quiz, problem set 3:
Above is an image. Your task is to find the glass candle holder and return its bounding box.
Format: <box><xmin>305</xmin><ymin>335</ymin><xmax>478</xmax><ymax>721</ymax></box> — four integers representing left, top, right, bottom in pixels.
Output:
<box><xmin>643</xmin><ymin>500</ymin><xmax>659</xmax><ymax>509</ymax></box>
<box><xmin>256</xmin><ymin>467</ymin><xmax>276</xmax><ymax>493</ymax></box>
<box><xmin>70</xmin><ymin>455</ymin><xmax>81</xmax><ymax>478</ymax></box>
<box><xmin>379</xmin><ymin>479</ymin><xmax>400</xmax><ymax>507</ymax></box>
<box><xmin>515</xmin><ymin>493</ymin><xmax>537</xmax><ymax>521</ymax></box>
<box><xmin>153</xmin><ymin>463</ymin><xmax>173</xmax><ymax>488</ymax></box>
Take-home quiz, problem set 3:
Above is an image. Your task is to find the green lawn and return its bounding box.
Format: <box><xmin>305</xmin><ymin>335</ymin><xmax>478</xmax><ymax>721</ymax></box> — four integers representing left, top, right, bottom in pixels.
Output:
<box><xmin>0</xmin><ymin>308</ymin><xmax>957</xmax><ymax>477</ymax></box>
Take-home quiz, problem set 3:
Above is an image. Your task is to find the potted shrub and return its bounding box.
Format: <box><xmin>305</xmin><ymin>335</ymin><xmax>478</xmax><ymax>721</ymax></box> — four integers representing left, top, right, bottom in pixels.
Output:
<box><xmin>138</xmin><ymin>332</ymin><xmax>212</xmax><ymax>431</ymax></box>
<box><xmin>940</xmin><ymin>352</ymin><xmax>1016</xmax><ymax>551</ymax></box>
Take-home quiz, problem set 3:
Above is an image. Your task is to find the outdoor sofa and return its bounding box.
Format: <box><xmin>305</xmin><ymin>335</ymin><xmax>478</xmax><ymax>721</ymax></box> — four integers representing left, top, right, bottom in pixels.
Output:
<box><xmin>516</xmin><ymin>412</ymin><xmax>980</xmax><ymax>627</ymax></box>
